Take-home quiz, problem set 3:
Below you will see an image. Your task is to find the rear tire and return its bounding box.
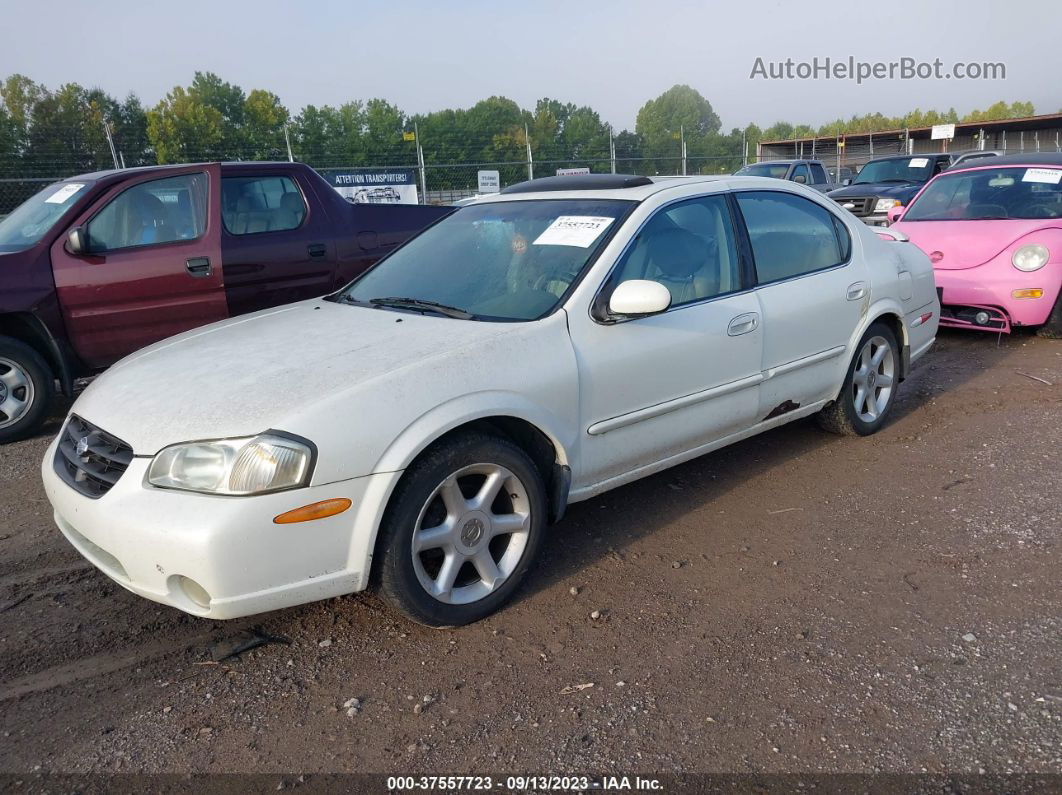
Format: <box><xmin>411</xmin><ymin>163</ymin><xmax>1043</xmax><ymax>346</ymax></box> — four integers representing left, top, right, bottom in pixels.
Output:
<box><xmin>0</xmin><ymin>336</ymin><xmax>54</xmax><ymax>444</ymax></box>
<box><xmin>817</xmin><ymin>323</ymin><xmax>899</xmax><ymax>437</ymax></box>
<box><xmin>374</xmin><ymin>431</ymin><xmax>547</xmax><ymax>627</ymax></box>
<box><xmin>1036</xmin><ymin>290</ymin><xmax>1062</xmax><ymax>339</ymax></box>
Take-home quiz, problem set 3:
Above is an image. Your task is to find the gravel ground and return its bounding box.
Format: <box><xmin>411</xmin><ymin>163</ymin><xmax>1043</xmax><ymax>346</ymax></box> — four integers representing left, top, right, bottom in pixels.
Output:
<box><xmin>0</xmin><ymin>330</ymin><xmax>1059</xmax><ymax>781</ymax></box>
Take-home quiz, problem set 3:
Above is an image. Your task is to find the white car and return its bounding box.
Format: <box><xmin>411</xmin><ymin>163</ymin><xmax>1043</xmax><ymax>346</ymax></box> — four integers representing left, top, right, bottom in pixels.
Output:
<box><xmin>41</xmin><ymin>173</ymin><xmax>939</xmax><ymax>626</ymax></box>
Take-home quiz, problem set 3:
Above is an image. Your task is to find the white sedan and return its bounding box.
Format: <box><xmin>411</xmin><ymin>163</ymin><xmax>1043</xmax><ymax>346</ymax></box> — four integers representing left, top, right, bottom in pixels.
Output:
<box><xmin>42</xmin><ymin>173</ymin><xmax>939</xmax><ymax>626</ymax></box>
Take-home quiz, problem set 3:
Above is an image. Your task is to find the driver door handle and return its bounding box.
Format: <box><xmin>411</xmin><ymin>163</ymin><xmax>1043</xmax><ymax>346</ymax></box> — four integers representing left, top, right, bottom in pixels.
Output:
<box><xmin>847</xmin><ymin>281</ymin><xmax>867</xmax><ymax>301</ymax></box>
<box><xmin>185</xmin><ymin>257</ymin><xmax>212</xmax><ymax>278</ymax></box>
<box><xmin>728</xmin><ymin>312</ymin><xmax>759</xmax><ymax>336</ymax></box>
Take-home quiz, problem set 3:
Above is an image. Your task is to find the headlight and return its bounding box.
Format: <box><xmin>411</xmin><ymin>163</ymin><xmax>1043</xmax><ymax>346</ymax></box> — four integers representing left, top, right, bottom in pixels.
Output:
<box><xmin>1012</xmin><ymin>244</ymin><xmax>1049</xmax><ymax>272</ymax></box>
<box><xmin>147</xmin><ymin>433</ymin><xmax>313</xmax><ymax>495</ymax></box>
<box><xmin>874</xmin><ymin>198</ymin><xmax>901</xmax><ymax>213</ymax></box>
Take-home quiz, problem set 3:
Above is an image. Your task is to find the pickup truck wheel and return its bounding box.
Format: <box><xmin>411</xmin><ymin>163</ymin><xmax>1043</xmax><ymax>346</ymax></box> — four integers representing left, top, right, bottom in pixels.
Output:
<box><xmin>0</xmin><ymin>336</ymin><xmax>54</xmax><ymax>444</ymax></box>
<box><xmin>374</xmin><ymin>432</ymin><xmax>546</xmax><ymax>627</ymax></box>
<box><xmin>816</xmin><ymin>323</ymin><xmax>899</xmax><ymax>437</ymax></box>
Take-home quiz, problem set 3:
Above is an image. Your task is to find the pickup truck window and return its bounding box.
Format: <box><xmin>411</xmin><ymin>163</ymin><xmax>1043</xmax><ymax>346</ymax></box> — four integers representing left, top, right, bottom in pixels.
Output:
<box><xmin>791</xmin><ymin>164</ymin><xmax>810</xmax><ymax>184</ymax></box>
<box><xmin>736</xmin><ymin>191</ymin><xmax>849</xmax><ymax>283</ymax></box>
<box><xmin>810</xmin><ymin>164</ymin><xmax>828</xmax><ymax>184</ymax></box>
<box><xmin>87</xmin><ymin>174</ymin><xmax>207</xmax><ymax>253</ymax></box>
<box><xmin>0</xmin><ymin>181</ymin><xmax>92</xmax><ymax>253</ymax></box>
<box><xmin>222</xmin><ymin>176</ymin><xmax>307</xmax><ymax>235</ymax></box>
<box><xmin>853</xmin><ymin>158</ymin><xmax>934</xmax><ymax>185</ymax></box>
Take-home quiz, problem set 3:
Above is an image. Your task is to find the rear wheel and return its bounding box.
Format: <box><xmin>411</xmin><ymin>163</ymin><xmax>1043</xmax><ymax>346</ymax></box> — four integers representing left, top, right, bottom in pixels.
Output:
<box><xmin>0</xmin><ymin>336</ymin><xmax>54</xmax><ymax>444</ymax></box>
<box><xmin>374</xmin><ymin>432</ymin><xmax>547</xmax><ymax>627</ymax></box>
<box><xmin>817</xmin><ymin>323</ymin><xmax>899</xmax><ymax>436</ymax></box>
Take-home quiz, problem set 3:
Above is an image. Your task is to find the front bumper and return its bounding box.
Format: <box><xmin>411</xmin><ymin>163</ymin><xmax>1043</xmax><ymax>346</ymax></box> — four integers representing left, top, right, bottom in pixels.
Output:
<box><xmin>935</xmin><ymin>264</ymin><xmax>1061</xmax><ymax>332</ymax></box>
<box><xmin>41</xmin><ymin>433</ymin><xmax>401</xmax><ymax>619</ymax></box>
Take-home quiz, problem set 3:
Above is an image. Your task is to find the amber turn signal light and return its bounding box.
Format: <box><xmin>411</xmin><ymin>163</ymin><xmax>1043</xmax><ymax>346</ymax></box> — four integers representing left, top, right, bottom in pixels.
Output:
<box><xmin>1011</xmin><ymin>288</ymin><xmax>1044</xmax><ymax>299</ymax></box>
<box><xmin>274</xmin><ymin>498</ymin><xmax>352</xmax><ymax>524</ymax></box>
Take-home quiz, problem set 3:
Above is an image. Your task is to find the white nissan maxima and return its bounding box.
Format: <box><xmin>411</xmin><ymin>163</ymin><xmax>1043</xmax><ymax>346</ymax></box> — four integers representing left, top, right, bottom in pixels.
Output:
<box><xmin>42</xmin><ymin>174</ymin><xmax>938</xmax><ymax>626</ymax></box>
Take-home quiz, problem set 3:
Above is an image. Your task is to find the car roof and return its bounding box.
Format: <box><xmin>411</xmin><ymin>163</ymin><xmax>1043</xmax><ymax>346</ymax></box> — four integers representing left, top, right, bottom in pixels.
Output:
<box><xmin>61</xmin><ymin>161</ymin><xmax>302</xmax><ymax>182</ymax></box>
<box><xmin>946</xmin><ymin>152</ymin><xmax>1062</xmax><ymax>171</ymax></box>
<box><xmin>460</xmin><ymin>173</ymin><xmax>822</xmax><ymax>204</ymax></box>
<box><xmin>867</xmin><ymin>153</ymin><xmax>951</xmax><ymax>163</ymax></box>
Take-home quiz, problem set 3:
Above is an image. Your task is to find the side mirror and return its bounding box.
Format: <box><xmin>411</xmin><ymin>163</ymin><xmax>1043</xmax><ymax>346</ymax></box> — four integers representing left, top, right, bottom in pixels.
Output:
<box><xmin>67</xmin><ymin>226</ymin><xmax>87</xmax><ymax>256</ymax></box>
<box><xmin>842</xmin><ymin>178</ymin><xmax>852</xmax><ymax>186</ymax></box>
<box><xmin>886</xmin><ymin>205</ymin><xmax>905</xmax><ymax>224</ymax></box>
<box><xmin>793</xmin><ymin>174</ymin><xmax>807</xmax><ymax>184</ymax></box>
<box><xmin>608</xmin><ymin>280</ymin><xmax>672</xmax><ymax>318</ymax></box>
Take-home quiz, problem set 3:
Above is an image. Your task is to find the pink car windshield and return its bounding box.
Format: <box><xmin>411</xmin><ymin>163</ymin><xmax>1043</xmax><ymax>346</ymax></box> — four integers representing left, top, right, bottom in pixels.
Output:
<box><xmin>903</xmin><ymin>167</ymin><xmax>1062</xmax><ymax>221</ymax></box>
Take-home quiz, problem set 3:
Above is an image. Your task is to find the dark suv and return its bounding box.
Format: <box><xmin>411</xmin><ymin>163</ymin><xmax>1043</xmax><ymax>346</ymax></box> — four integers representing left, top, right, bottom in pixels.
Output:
<box><xmin>827</xmin><ymin>153</ymin><xmax>952</xmax><ymax>226</ymax></box>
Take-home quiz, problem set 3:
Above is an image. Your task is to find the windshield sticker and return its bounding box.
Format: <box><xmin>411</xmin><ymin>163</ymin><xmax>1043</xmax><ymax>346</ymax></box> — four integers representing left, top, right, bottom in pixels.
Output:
<box><xmin>908</xmin><ymin>158</ymin><xmax>929</xmax><ymax>168</ymax></box>
<box><xmin>44</xmin><ymin>183</ymin><xmax>86</xmax><ymax>204</ymax></box>
<box><xmin>533</xmin><ymin>216</ymin><xmax>615</xmax><ymax>248</ymax></box>
<box><xmin>1022</xmin><ymin>168</ymin><xmax>1062</xmax><ymax>185</ymax></box>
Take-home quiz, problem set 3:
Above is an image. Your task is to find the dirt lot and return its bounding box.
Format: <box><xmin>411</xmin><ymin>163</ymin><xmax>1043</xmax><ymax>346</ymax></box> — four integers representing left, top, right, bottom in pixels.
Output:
<box><xmin>0</xmin><ymin>330</ymin><xmax>1059</xmax><ymax>780</ymax></box>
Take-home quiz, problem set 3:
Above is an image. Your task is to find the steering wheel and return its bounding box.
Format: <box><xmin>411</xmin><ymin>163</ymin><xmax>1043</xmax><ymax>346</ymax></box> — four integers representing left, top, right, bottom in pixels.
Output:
<box><xmin>1014</xmin><ymin>201</ymin><xmax>1061</xmax><ymax>219</ymax></box>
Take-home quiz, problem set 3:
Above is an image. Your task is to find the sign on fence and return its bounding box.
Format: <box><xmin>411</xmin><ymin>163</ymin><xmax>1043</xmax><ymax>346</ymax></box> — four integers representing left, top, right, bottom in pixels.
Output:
<box><xmin>556</xmin><ymin>167</ymin><xmax>591</xmax><ymax>176</ymax></box>
<box><xmin>477</xmin><ymin>170</ymin><xmax>501</xmax><ymax>194</ymax></box>
<box><xmin>931</xmin><ymin>124</ymin><xmax>956</xmax><ymax>140</ymax></box>
<box><xmin>321</xmin><ymin>168</ymin><xmax>419</xmax><ymax>205</ymax></box>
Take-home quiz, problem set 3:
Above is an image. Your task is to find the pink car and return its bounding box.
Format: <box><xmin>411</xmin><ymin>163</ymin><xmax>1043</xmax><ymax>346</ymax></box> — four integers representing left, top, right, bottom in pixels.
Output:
<box><xmin>889</xmin><ymin>154</ymin><xmax>1062</xmax><ymax>336</ymax></box>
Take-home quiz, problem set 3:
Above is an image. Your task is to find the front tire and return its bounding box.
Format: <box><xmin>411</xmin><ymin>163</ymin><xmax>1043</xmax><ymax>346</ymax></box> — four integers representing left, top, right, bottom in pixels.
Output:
<box><xmin>817</xmin><ymin>323</ymin><xmax>899</xmax><ymax>436</ymax></box>
<box><xmin>0</xmin><ymin>336</ymin><xmax>54</xmax><ymax>444</ymax></box>
<box><xmin>1036</xmin><ymin>290</ymin><xmax>1062</xmax><ymax>339</ymax></box>
<box><xmin>374</xmin><ymin>432</ymin><xmax>547</xmax><ymax>627</ymax></box>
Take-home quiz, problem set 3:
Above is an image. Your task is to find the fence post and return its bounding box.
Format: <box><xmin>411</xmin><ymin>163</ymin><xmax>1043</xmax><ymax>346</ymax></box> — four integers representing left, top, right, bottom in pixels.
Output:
<box><xmin>102</xmin><ymin>121</ymin><xmax>119</xmax><ymax>169</ymax></box>
<box><xmin>525</xmin><ymin>124</ymin><xmax>533</xmax><ymax>180</ymax></box>
<box><xmin>609</xmin><ymin>125</ymin><xmax>616</xmax><ymax>174</ymax></box>
<box><xmin>415</xmin><ymin>122</ymin><xmax>427</xmax><ymax>203</ymax></box>
<box><xmin>283</xmin><ymin>124</ymin><xmax>294</xmax><ymax>162</ymax></box>
<box><xmin>680</xmin><ymin>125</ymin><xmax>686</xmax><ymax>176</ymax></box>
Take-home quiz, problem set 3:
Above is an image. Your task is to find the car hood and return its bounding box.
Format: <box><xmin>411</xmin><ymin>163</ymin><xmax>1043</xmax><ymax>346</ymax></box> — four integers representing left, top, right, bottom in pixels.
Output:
<box><xmin>891</xmin><ymin>219</ymin><xmax>1061</xmax><ymax>269</ymax></box>
<box><xmin>71</xmin><ymin>300</ymin><xmax>522</xmax><ymax>454</ymax></box>
<box><xmin>829</xmin><ymin>182</ymin><xmax>922</xmax><ymax>201</ymax></box>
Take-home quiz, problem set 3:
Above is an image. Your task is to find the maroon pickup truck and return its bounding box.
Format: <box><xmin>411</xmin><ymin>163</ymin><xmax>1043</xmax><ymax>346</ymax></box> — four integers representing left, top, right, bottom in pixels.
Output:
<box><xmin>0</xmin><ymin>162</ymin><xmax>450</xmax><ymax>441</ymax></box>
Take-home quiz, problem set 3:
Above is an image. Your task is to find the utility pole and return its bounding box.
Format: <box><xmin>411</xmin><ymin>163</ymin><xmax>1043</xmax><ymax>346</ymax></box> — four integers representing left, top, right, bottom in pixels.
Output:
<box><xmin>680</xmin><ymin>125</ymin><xmax>687</xmax><ymax>176</ymax></box>
<box><xmin>283</xmin><ymin>124</ymin><xmax>294</xmax><ymax>162</ymax></box>
<box><xmin>102</xmin><ymin>121</ymin><xmax>119</xmax><ymax>169</ymax></box>
<box><xmin>415</xmin><ymin>122</ymin><xmax>427</xmax><ymax>204</ymax></box>
<box><xmin>525</xmin><ymin>124</ymin><xmax>533</xmax><ymax>181</ymax></box>
<box><xmin>609</xmin><ymin>125</ymin><xmax>616</xmax><ymax>174</ymax></box>
<box><xmin>742</xmin><ymin>129</ymin><xmax>748</xmax><ymax>166</ymax></box>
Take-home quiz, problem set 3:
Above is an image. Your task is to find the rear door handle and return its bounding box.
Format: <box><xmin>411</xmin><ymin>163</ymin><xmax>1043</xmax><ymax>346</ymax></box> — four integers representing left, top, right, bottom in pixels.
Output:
<box><xmin>185</xmin><ymin>257</ymin><xmax>211</xmax><ymax>278</ymax></box>
<box><xmin>847</xmin><ymin>281</ymin><xmax>867</xmax><ymax>301</ymax></box>
<box><xmin>307</xmin><ymin>243</ymin><xmax>327</xmax><ymax>258</ymax></box>
<box><xmin>727</xmin><ymin>312</ymin><xmax>759</xmax><ymax>336</ymax></box>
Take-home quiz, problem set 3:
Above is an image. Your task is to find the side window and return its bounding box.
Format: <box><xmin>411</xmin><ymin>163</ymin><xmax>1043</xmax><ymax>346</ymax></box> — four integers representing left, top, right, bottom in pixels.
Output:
<box><xmin>613</xmin><ymin>195</ymin><xmax>741</xmax><ymax>308</ymax></box>
<box><xmin>790</xmin><ymin>164</ymin><xmax>810</xmax><ymax>184</ymax></box>
<box><xmin>87</xmin><ymin>173</ymin><xmax>207</xmax><ymax>253</ymax></box>
<box><xmin>810</xmin><ymin>164</ymin><xmax>828</xmax><ymax>185</ymax></box>
<box><xmin>735</xmin><ymin>191</ymin><xmax>849</xmax><ymax>284</ymax></box>
<box><xmin>221</xmin><ymin>176</ymin><xmax>306</xmax><ymax>235</ymax></box>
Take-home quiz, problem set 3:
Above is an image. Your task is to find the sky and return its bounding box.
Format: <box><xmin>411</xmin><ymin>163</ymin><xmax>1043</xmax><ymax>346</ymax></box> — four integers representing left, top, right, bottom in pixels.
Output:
<box><xmin>1</xmin><ymin>0</ymin><xmax>1059</xmax><ymax>131</ymax></box>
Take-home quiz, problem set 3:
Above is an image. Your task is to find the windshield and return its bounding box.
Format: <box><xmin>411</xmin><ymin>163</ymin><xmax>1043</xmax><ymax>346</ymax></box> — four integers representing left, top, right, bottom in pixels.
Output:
<box><xmin>853</xmin><ymin>158</ymin><xmax>933</xmax><ymax>185</ymax></box>
<box><xmin>0</xmin><ymin>181</ymin><xmax>91</xmax><ymax>253</ymax></box>
<box><xmin>736</xmin><ymin>163</ymin><xmax>790</xmax><ymax>179</ymax></box>
<box><xmin>903</xmin><ymin>167</ymin><xmax>1062</xmax><ymax>221</ymax></box>
<box><xmin>336</xmin><ymin>198</ymin><xmax>633</xmax><ymax>321</ymax></box>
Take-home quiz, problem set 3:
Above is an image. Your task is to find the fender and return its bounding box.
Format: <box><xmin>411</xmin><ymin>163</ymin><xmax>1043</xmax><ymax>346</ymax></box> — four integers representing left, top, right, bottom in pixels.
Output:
<box><xmin>373</xmin><ymin>390</ymin><xmax>576</xmax><ymax>475</ymax></box>
<box><xmin>825</xmin><ymin>297</ymin><xmax>910</xmax><ymax>400</ymax></box>
<box><xmin>0</xmin><ymin>310</ymin><xmax>76</xmax><ymax>396</ymax></box>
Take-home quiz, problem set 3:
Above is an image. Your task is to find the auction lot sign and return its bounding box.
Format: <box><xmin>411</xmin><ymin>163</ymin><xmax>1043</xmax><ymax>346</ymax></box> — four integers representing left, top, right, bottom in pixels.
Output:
<box><xmin>320</xmin><ymin>168</ymin><xmax>419</xmax><ymax>205</ymax></box>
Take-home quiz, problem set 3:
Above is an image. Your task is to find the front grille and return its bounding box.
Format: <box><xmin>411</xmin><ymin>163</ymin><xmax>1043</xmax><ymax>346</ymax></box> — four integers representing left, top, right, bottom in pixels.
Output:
<box><xmin>835</xmin><ymin>197</ymin><xmax>875</xmax><ymax>216</ymax></box>
<box><xmin>54</xmin><ymin>415</ymin><xmax>134</xmax><ymax>499</ymax></box>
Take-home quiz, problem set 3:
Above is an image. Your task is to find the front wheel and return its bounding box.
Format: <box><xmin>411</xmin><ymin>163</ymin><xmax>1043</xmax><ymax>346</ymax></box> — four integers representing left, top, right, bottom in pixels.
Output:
<box><xmin>1036</xmin><ymin>290</ymin><xmax>1062</xmax><ymax>339</ymax></box>
<box><xmin>0</xmin><ymin>336</ymin><xmax>55</xmax><ymax>444</ymax></box>
<box><xmin>816</xmin><ymin>323</ymin><xmax>900</xmax><ymax>436</ymax></box>
<box><xmin>374</xmin><ymin>432</ymin><xmax>547</xmax><ymax>627</ymax></box>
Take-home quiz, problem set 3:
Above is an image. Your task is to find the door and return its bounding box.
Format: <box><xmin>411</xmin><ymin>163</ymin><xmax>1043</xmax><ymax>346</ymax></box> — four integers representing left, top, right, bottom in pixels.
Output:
<box><xmin>50</xmin><ymin>165</ymin><xmax>226</xmax><ymax>369</ymax></box>
<box><xmin>568</xmin><ymin>193</ymin><xmax>764</xmax><ymax>488</ymax></box>
<box><xmin>733</xmin><ymin>190</ymin><xmax>866</xmax><ymax>415</ymax></box>
<box><xmin>219</xmin><ymin>170</ymin><xmax>337</xmax><ymax>316</ymax></box>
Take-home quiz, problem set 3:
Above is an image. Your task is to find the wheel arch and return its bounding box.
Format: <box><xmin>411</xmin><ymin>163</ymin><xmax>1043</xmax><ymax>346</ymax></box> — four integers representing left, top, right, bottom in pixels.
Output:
<box><xmin>0</xmin><ymin>312</ymin><xmax>73</xmax><ymax>395</ymax></box>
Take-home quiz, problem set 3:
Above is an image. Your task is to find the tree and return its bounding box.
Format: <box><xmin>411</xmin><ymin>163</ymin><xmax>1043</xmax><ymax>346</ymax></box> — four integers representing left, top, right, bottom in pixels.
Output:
<box><xmin>244</xmin><ymin>89</ymin><xmax>288</xmax><ymax>160</ymax></box>
<box><xmin>636</xmin><ymin>85</ymin><xmax>721</xmax><ymax>170</ymax></box>
<box><xmin>147</xmin><ymin>86</ymin><xmax>225</xmax><ymax>163</ymax></box>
